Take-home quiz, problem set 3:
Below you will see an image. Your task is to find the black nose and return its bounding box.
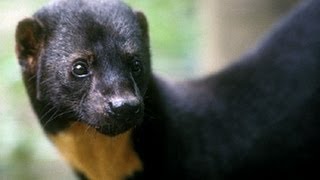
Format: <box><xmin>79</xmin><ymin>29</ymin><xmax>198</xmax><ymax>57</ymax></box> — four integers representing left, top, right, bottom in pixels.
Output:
<box><xmin>108</xmin><ymin>97</ymin><xmax>141</xmax><ymax>120</ymax></box>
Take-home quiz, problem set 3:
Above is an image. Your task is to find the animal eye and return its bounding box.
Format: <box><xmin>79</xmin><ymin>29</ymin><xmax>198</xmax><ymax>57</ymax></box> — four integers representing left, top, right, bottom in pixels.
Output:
<box><xmin>72</xmin><ymin>60</ymin><xmax>90</xmax><ymax>78</ymax></box>
<box><xmin>131</xmin><ymin>60</ymin><xmax>143</xmax><ymax>76</ymax></box>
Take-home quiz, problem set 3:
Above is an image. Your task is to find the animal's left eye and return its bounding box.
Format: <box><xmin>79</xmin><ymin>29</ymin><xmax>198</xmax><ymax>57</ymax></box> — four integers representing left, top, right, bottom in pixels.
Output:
<box><xmin>131</xmin><ymin>60</ymin><xmax>143</xmax><ymax>76</ymax></box>
<box><xmin>72</xmin><ymin>60</ymin><xmax>90</xmax><ymax>78</ymax></box>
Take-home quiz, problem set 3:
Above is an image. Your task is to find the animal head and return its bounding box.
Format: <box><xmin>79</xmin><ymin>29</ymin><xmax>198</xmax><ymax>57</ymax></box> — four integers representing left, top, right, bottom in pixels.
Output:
<box><xmin>15</xmin><ymin>0</ymin><xmax>150</xmax><ymax>136</ymax></box>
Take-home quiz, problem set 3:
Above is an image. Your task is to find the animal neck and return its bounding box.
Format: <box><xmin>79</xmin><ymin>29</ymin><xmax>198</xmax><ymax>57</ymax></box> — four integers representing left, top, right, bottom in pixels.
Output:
<box><xmin>49</xmin><ymin>122</ymin><xmax>143</xmax><ymax>180</ymax></box>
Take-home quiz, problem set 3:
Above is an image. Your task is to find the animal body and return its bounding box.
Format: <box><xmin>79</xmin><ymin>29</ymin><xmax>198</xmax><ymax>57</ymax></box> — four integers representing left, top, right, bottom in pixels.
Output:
<box><xmin>15</xmin><ymin>0</ymin><xmax>320</xmax><ymax>179</ymax></box>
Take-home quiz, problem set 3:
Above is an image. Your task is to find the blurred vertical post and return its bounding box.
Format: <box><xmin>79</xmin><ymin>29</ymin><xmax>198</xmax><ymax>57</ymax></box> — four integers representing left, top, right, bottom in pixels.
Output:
<box><xmin>197</xmin><ymin>0</ymin><xmax>299</xmax><ymax>75</ymax></box>
<box><xmin>197</xmin><ymin>0</ymin><xmax>221</xmax><ymax>75</ymax></box>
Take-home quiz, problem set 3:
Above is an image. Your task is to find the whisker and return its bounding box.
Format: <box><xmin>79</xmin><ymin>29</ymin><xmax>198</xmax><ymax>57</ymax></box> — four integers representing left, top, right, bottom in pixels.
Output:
<box><xmin>39</xmin><ymin>106</ymin><xmax>56</xmax><ymax>122</ymax></box>
<box><xmin>69</xmin><ymin>121</ymin><xmax>79</xmax><ymax>129</ymax></box>
<box><xmin>39</xmin><ymin>77</ymin><xmax>55</xmax><ymax>85</ymax></box>
<box><xmin>27</xmin><ymin>74</ymin><xmax>37</xmax><ymax>82</ymax></box>
<box><xmin>43</xmin><ymin>109</ymin><xmax>73</xmax><ymax>129</ymax></box>
<box><xmin>77</xmin><ymin>93</ymin><xmax>88</xmax><ymax>117</ymax></box>
<box><xmin>84</xmin><ymin>125</ymin><xmax>92</xmax><ymax>134</ymax></box>
<box><xmin>43</xmin><ymin>109</ymin><xmax>59</xmax><ymax>129</ymax></box>
<box><xmin>53</xmin><ymin>109</ymin><xmax>74</xmax><ymax>119</ymax></box>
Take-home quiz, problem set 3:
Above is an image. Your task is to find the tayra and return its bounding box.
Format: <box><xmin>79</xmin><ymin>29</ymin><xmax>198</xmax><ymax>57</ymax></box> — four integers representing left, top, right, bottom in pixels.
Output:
<box><xmin>15</xmin><ymin>0</ymin><xmax>320</xmax><ymax>179</ymax></box>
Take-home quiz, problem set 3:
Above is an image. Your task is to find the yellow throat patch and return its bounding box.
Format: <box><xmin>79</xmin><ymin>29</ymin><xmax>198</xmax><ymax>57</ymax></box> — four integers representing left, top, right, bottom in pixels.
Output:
<box><xmin>49</xmin><ymin>122</ymin><xmax>143</xmax><ymax>180</ymax></box>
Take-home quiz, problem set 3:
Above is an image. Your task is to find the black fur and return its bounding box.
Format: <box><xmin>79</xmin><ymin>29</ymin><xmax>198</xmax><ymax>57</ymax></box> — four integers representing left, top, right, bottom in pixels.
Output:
<box><xmin>16</xmin><ymin>0</ymin><xmax>320</xmax><ymax>179</ymax></box>
<box><xmin>16</xmin><ymin>0</ymin><xmax>150</xmax><ymax>135</ymax></box>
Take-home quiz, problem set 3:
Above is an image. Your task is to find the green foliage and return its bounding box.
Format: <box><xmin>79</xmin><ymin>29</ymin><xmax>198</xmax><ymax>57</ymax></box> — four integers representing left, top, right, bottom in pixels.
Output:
<box><xmin>126</xmin><ymin>0</ymin><xmax>196</xmax><ymax>57</ymax></box>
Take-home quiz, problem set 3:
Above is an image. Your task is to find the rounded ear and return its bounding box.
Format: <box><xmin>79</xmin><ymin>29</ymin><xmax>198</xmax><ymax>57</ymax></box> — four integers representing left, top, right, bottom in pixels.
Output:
<box><xmin>16</xmin><ymin>18</ymin><xmax>44</xmax><ymax>100</ymax></box>
<box><xmin>15</xmin><ymin>18</ymin><xmax>44</xmax><ymax>70</ymax></box>
<box><xmin>135</xmin><ymin>11</ymin><xmax>149</xmax><ymax>43</ymax></box>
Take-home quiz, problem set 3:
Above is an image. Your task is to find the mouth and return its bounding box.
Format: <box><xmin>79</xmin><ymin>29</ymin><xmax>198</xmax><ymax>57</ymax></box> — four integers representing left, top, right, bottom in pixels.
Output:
<box><xmin>95</xmin><ymin>116</ymin><xmax>143</xmax><ymax>136</ymax></box>
<box><xmin>78</xmin><ymin>96</ymin><xmax>144</xmax><ymax>136</ymax></box>
<box><xmin>82</xmin><ymin>110</ymin><xmax>144</xmax><ymax>136</ymax></box>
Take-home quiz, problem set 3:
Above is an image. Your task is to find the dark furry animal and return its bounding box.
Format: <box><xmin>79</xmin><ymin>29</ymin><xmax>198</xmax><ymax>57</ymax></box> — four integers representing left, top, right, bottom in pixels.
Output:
<box><xmin>15</xmin><ymin>0</ymin><xmax>320</xmax><ymax>179</ymax></box>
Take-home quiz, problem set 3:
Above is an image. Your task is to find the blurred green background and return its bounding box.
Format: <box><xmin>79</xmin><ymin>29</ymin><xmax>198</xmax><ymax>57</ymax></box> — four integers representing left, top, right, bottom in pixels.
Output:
<box><xmin>0</xmin><ymin>0</ymin><xmax>299</xmax><ymax>179</ymax></box>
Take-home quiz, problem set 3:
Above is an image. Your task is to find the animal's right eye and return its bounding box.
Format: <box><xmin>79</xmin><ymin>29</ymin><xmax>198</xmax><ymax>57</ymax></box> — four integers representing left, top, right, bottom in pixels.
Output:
<box><xmin>72</xmin><ymin>60</ymin><xmax>90</xmax><ymax>78</ymax></box>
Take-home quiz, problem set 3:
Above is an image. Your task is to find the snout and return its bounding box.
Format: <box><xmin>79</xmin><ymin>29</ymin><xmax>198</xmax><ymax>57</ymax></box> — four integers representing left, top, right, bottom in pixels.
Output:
<box><xmin>108</xmin><ymin>96</ymin><xmax>142</xmax><ymax>122</ymax></box>
<box><xmin>92</xmin><ymin>95</ymin><xmax>144</xmax><ymax>135</ymax></box>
